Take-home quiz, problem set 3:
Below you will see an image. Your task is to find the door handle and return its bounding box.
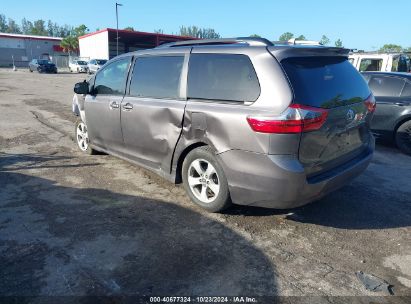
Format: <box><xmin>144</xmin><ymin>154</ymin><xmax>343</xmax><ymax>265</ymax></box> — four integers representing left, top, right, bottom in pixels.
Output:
<box><xmin>109</xmin><ymin>101</ymin><xmax>119</xmax><ymax>109</ymax></box>
<box><xmin>122</xmin><ymin>103</ymin><xmax>133</xmax><ymax>110</ymax></box>
<box><xmin>395</xmin><ymin>102</ymin><xmax>407</xmax><ymax>106</ymax></box>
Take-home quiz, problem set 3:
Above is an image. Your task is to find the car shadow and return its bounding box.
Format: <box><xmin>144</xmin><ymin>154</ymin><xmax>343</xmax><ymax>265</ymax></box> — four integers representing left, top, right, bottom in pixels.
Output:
<box><xmin>0</xmin><ymin>152</ymin><xmax>100</xmax><ymax>171</ymax></box>
<box><xmin>0</xmin><ymin>153</ymin><xmax>277</xmax><ymax>297</ymax></box>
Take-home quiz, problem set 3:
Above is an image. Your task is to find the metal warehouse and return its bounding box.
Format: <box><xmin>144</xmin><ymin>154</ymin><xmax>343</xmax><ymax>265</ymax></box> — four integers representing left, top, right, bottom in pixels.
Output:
<box><xmin>79</xmin><ymin>28</ymin><xmax>192</xmax><ymax>60</ymax></box>
<box><xmin>0</xmin><ymin>32</ymin><xmax>66</xmax><ymax>67</ymax></box>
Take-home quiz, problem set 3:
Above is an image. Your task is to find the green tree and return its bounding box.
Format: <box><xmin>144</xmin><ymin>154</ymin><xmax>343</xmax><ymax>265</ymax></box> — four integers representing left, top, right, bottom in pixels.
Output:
<box><xmin>249</xmin><ymin>34</ymin><xmax>261</xmax><ymax>38</ymax></box>
<box><xmin>295</xmin><ymin>34</ymin><xmax>306</xmax><ymax>41</ymax></box>
<box><xmin>60</xmin><ymin>36</ymin><xmax>78</xmax><ymax>55</ymax></box>
<box><xmin>320</xmin><ymin>35</ymin><xmax>330</xmax><ymax>45</ymax></box>
<box><xmin>379</xmin><ymin>44</ymin><xmax>403</xmax><ymax>52</ymax></box>
<box><xmin>279</xmin><ymin>32</ymin><xmax>294</xmax><ymax>41</ymax></box>
<box><xmin>72</xmin><ymin>24</ymin><xmax>88</xmax><ymax>37</ymax></box>
<box><xmin>179</xmin><ymin>26</ymin><xmax>220</xmax><ymax>39</ymax></box>
<box><xmin>335</xmin><ymin>38</ymin><xmax>343</xmax><ymax>47</ymax></box>
<box><xmin>21</xmin><ymin>18</ymin><xmax>33</xmax><ymax>35</ymax></box>
<box><xmin>154</xmin><ymin>29</ymin><xmax>164</xmax><ymax>34</ymax></box>
<box><xmin>31</xmin><ymin>19</ymin><xmax>47</xmax><ymax>36</ymax></box>
<box><xmin>6</xmin><ymin>18</ymin><xmax>21</xmax><ymax>33</ymax></box>
<box><xmin>124</xmin><ymin>26</ymin><xmax>135</xmax><ymax>31</ymax></box>
<box><xmin>0</xmin><ymin>14</ymin><xmax>8</xmax><ymax>32</ymax></box>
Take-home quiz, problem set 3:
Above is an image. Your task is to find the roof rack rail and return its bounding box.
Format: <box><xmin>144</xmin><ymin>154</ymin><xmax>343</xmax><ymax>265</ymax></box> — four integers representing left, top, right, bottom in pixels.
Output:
<box><xmin>156</xmin><ymin>37</ymin><xmax>274</xmax><ymax>48</ymax></box>
<box><xmin>287</xmin><ymin>38</ymin><xmax>322</xmax><ymax>46</ymax></box>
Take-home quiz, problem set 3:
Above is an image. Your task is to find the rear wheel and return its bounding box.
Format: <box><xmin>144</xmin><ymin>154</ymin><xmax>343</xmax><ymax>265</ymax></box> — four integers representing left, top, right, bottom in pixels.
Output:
<box><xmin>75</xmin><ymin>119</ymin><xmax>96</xmax><ymax>155</ymax></box>
<box><xmin>182</xmin><ymin>146</ymin><xmax>231</xmax><ymax>212</ymax></box>
<box><xmin>395</xmin><ymin>120</ymin><xmax>411</xmax><ymax>155</ymax></box>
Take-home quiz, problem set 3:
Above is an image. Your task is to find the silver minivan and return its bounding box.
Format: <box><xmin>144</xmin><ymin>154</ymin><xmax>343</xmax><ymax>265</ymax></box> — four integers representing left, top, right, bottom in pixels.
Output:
<box><xmin>73</xmin><ymin>38</ymin><xmax>375</xmax><ymax>212</ymax></box>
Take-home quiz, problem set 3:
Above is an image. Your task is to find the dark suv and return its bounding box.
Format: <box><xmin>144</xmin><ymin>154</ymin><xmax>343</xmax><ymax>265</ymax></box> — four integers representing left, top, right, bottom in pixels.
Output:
<box><xmin>28</xmin><ymin>59</ymin><xmax>57</xmax><ymax>73</ymax></box>
<box><xmin>73</xmin><ymin>38</ymin><xmax>375</xmax><ymax>212</ymax></box>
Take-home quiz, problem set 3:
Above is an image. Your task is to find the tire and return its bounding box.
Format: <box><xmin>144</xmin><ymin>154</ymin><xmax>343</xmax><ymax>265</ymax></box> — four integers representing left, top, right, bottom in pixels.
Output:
<box><xmin>182</xmin><ymin>146</ymin><xmax>232</xmax><ymax>212</ymax></box>
<box><xmin>75</xmin><ymin>118</ymin><xmax>96</xmax><ymax>155</ymax></box>
<box><xmin>395</xmin><ymin>120</ymin><xmax>411</xmax><ymax>155</ymax></box>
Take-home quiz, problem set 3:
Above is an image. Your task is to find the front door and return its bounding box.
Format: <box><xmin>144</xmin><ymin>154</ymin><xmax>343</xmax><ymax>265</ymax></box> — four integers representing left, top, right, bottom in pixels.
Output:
<box><xmin>120</xmin><ymin>54</ymin><xmax>187</xmax><ymax>173</ymax></box>
<box><xmin>85</xmin><ymin>57</ymin><xmax>131</xmax><ymax>153</ymax></box>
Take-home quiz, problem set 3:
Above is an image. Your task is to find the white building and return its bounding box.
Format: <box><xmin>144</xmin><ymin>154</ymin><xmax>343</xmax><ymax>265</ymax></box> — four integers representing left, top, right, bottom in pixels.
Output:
<box><xmin>79</xmin><ymin>28</ymin><xmax>192</xmax><ymax>60</ymax></box>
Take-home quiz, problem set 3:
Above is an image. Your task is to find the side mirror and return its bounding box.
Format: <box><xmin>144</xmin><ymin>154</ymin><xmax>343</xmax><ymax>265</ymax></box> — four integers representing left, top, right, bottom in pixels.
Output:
<box><xmin>74</xmin><ymin>81</ymin><xmax>89</xmax><ymax>95</ymax></box>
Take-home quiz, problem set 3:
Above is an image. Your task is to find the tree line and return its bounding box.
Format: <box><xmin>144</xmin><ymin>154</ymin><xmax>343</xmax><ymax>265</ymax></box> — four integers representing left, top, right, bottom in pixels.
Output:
<box><xmin>1</xmin><ymin>13</ymin><xmax>409</xmax><ymax>53</ymax></box>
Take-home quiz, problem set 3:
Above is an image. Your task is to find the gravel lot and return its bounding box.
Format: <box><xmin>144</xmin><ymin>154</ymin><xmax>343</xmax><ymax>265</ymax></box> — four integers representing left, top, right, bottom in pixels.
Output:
<box><xmin>0</xmin><ymin>68</ymin><xmax>410</xmax><ymax>301</ymax></box>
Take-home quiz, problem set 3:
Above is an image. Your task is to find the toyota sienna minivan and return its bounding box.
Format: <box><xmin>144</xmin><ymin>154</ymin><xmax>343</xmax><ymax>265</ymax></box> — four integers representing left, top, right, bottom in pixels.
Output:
<box><xmin>73</xmin><ymin>37</ymin><xmax>375</xmax><ymax>212</ymax></box>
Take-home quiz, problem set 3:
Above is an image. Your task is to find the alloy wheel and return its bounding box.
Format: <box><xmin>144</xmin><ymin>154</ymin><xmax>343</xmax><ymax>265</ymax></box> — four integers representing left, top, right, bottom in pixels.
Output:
<box><xmin>187</xmin><ymin>159</ymin><xmax>220</xmax><ymax>203</ymax></box>
<box><xmin>76</xmin><ymin>122</ymin><xmax>89</xmax><ymax>151</ymax></box>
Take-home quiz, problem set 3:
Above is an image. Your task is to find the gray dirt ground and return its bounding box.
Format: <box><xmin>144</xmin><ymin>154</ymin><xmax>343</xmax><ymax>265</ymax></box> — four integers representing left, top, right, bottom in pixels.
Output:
<box><xmin>0</xmin><ymin>68</ymin><xmax>410</xmax><ymax>300</ymax></box>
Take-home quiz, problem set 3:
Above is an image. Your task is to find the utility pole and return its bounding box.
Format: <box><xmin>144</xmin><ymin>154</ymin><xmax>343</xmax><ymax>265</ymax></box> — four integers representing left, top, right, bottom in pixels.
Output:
<box><xmin>116</xmin><ymin>2</ymin><xmax>123</xmax><ymax>56</ymax></box>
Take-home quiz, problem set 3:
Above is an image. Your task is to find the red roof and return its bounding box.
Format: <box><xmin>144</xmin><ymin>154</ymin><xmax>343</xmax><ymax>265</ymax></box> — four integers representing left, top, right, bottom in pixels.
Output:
<box><xmin>78</xmin><ymin>28</ymin><xmax>193</xmax><ymax>41</ymax></box>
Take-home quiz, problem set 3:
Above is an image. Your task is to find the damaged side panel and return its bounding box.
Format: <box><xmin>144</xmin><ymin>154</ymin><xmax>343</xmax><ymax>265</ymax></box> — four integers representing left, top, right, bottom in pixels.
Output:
<box><xmin>120</xmin><ymin>96</ymin><xmax>186</xmax><ymax>175</ymax></box>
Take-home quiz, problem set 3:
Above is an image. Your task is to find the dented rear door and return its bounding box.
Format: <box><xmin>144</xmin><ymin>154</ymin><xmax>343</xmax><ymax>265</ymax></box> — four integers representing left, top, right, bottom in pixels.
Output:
<box><xmin>120</xmin><ymin>53</ymin><xmax>188</xmax><ymax>173</ymax></box>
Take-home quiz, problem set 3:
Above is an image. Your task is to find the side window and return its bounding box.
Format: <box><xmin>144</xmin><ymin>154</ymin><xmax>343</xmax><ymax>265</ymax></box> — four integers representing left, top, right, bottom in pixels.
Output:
<box><xmin>368</xmin><ymin>76</ymin><xmax>405</xmax><ymax>97</ymax></box>
<box><xmin>129</xmin><ymin>56</ymin><xmax>184</xmax><ymax>99</ymax></box>
<box><xmin>400</xmin><ymin>82</ymin><xmax>411</xmax><ymax>97</ymax></box>
<box><xmin>188</xmin><ymin>54</ymin><xmax>260</xmax><ymax>103</ymax></box>
<box><xmin>359</xmin><ymin>59</ymin><xmax>383</xmax><ymax>72</ymax></box>
<box><xmin>94</xmin><ymin>57</ymin><xmax>130</xmax><ymax>95</ymax></box>
<box><xmin>392</xmin><ymin>55</ymin><xmax>409</xmax><ymax>72</ymax></box>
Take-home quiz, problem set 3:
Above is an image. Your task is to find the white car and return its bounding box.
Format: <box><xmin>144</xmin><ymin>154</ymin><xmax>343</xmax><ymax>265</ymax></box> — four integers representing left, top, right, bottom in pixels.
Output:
<box><xmin>349</xmin><ymin>53</ymin><xmax>411</xmax><ymax>73</ymax></box>
<box><xmin>87</xmin><ymin>59</ymin><xmax>108</xmax><ymax>74</ymax></box>
<box><xmin>69</xmin><ymin>60</ymin><xmax>89</xmax><ymax>73</ymax></box>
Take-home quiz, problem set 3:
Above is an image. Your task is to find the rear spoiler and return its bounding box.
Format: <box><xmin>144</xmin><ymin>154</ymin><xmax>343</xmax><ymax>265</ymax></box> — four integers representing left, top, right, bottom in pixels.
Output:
<box><xmin>268</xmin><ymin>46</ymin><xmax>350</xmax><ymax>61</ymax></box>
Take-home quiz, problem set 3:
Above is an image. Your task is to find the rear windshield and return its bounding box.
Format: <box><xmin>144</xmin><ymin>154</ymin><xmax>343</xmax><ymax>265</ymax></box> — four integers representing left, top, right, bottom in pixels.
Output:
<box><xmin>96</xmin><ymin>60</ymin><xmax>107</xmax><ymax>65</ymax></box>
<box><xmin>281</xmin><ymin>57</ymin><xmax>370</xmax><ymax>108</ymax></box>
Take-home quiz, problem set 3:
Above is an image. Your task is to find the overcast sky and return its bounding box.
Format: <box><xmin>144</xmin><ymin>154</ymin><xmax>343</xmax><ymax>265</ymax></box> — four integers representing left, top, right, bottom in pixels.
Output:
<box><xmin>3</xmin><ymin>0</ymin><xmax>410</xmax><ymax>50</ymax></box>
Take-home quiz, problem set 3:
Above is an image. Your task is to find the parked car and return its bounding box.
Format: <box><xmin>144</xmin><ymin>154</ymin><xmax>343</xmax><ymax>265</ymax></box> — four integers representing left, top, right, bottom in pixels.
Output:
<box><xmin>73</xmin><ymin>38</ymin><xmax>375</xmax><ymax>212</ymax></box>
<box><xmin>362</xmin><ymin>72</ymin><xmax>411</xmax><ymax>155</ymax></box>
<box><xmin>28</xmin><ymin>59</ymin><xmax>57</xmax><ymax>73</ymax></box>
<box><xmin>69</xmin><ymin>60</ymin><xmax>88</xmax><ymax>73</ymax></box>
<box><xmin>349</xmin><ymin>53</ymin><xmax>411</xmax><ymax>73</ymax></box>
<box><xmin>87</xmin><ymin>59</ymin><xmax>107</xmax><ymax>74</ymax></box>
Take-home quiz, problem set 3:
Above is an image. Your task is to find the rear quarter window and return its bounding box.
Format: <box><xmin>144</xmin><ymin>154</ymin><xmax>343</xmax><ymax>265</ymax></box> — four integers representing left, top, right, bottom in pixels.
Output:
<box><xmin>187</xmin><ymin>54</ymin><xmax>260</xmax><ymax>103</ymax></box>
<box><xmin>281</xmin><ymin>57</ymin><xmax>370</xmax><ymax>108</ymax></box>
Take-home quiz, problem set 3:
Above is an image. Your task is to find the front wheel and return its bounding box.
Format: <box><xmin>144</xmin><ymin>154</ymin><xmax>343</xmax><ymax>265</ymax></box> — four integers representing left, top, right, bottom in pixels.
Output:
<box><xmin>182</xmin><ymin>146</ymin><xmax>232</xmax><ymax>212</ymax></box>
<box><xmin>75</xmin><ymin>119</ymin><xmax>96</xmax><ymax>155</ymax></box>
<box><xmin>395</xmin><ymin>120</ymin><xmax>411</xmax><ymax>155</ymax></box>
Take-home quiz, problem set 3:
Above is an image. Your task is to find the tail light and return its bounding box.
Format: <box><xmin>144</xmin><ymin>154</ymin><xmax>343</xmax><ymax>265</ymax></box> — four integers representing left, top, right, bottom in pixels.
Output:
<box><xmin>364</xmin><ymin>94</ymin><xmax>376</xmax><ymax>113</ymax></box>
<box><xmin>247</xmin><ymin>104</ymin><xmax>328</xmax><ymax>134</ymax></box>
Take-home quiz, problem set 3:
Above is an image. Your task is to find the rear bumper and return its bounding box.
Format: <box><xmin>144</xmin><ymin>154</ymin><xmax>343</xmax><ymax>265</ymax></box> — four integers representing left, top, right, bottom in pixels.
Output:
<box><xmin>218</xmin><ymin>139</ymin><xmax>374</xmax><ymax>209</ymax></box>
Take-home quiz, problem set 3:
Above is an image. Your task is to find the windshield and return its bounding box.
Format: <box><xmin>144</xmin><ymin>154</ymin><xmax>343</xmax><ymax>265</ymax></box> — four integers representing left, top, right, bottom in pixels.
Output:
<box><xmin>77</xmin><ymin>61</ymin><xmax>87</xmax><ymax>65</ymax></box>
<box><xmin>96</xmin><ymin>60</ymin><xmax>107</xmax><ymax>65</ymax></box>
<box><xmin>38</xmin><ymin>60</ymin><xmax>52</xmax><ymax>65</ymax></box>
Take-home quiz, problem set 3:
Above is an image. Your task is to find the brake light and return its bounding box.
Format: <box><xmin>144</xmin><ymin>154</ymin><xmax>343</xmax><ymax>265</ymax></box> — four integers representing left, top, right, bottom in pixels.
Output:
<box><xmin>364</xmin><ymin>94</ymin><xmax>376</xmax><ymax>113</ymax></box>
<box><xmin>247</xmin><ymin>104</ymin><xmax>328</xmax><ymax>134</ymax></box>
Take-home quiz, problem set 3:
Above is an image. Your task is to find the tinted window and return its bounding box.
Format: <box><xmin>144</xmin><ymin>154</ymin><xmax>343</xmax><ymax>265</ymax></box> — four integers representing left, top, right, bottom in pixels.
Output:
<box><xmin>368</xmin><ymin>76</ymin><xmax>405</xmax><ymax>97</ymax></box>
<box><xmin>188</xmin><ymin>54</ymin><xmax>260</xmax><ymax>103</ymax></box>
<box><xmin>392</xmin><ymin>55</ymin><xmax>410</xmax><ymax>72</ymax></box>
<box><xmin>401</xmin><ymin>82</ymin><xmax>411</xmax><ymax>97</ymax></box>
<box><xmin>281</xmin><ymin>57</ymin><xmax>370</xmax><ymax>108</ymax></box>
<box><xmin>359</xmin><ymin>59</ymin><xmax>383</xmax><ymax>72</ymax></box>
<box><xmin>129</xmin><ymin>56</ymin><xmax>184</xmax><ymax>99</ymax></box>
<box><xmin>94</xmin><ymin>58</ymin><xmax>130</xmax><ymax>95</ymax></box>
